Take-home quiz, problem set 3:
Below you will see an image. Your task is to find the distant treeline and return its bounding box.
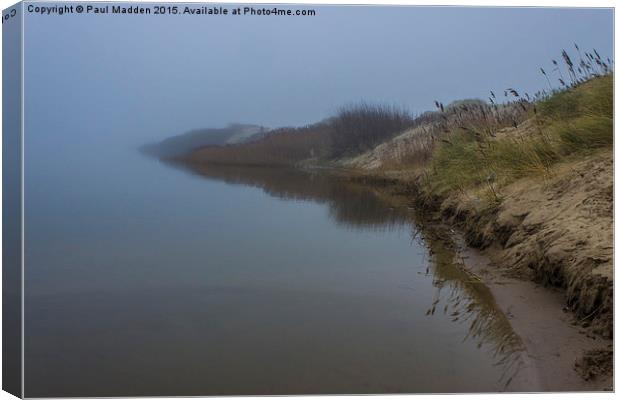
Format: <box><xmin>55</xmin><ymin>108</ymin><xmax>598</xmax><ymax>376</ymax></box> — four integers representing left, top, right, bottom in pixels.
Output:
<box><xmin>184</xmin><ymin>103</ymin><xmax>415</xmax><ymax>167</ymax></box>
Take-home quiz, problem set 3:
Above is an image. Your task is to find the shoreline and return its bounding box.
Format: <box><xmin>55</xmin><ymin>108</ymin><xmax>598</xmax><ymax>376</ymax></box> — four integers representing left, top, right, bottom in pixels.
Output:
<box><xmin>336</xmin><ymin>151</ymin><xmax>613</xmax><ymax>334</ymax></box>
<box><xmin>326</xmin><ymin>152</ymin><xmax>613</xmax><ymax>390</ymax></box>
<box><xmin>448</xmin><ymin>230</ymin><xmax>611</xmax><ymax>391</ymax></box>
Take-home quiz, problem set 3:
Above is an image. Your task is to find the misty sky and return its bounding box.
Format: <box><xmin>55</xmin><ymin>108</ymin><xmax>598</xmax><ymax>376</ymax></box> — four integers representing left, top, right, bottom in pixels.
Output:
<box><xmin>24</xmin><ymin>5</ymin><xmax>613</xmax><ymax>147</ymax></box>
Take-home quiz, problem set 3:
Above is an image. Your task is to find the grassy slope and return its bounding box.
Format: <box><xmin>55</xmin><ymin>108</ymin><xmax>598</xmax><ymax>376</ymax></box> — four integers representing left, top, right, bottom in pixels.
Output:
<box><xmin>423</xmin><ymin>74</ymin><xmax>612</xmax><ymax>202</ymax></box>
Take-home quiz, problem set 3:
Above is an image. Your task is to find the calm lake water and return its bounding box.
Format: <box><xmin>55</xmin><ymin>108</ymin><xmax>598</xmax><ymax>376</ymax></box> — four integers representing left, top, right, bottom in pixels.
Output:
<box><xmin>25</xmin><ymin>148</ymin><xmax>524</xmax><ymax>396</ymax></box>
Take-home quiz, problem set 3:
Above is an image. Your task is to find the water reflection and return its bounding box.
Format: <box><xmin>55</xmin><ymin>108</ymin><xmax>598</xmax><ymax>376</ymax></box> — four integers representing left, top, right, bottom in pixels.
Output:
<box><xmin>176</xmin><ymin>162</ymin><xmax>411</xmax><ymax>231</ymax></box>
<box><xmin>415</xmin><ymin>228</ymin><xmax>525</xmax><ymax>389</ymax></box>
<box><xmin>179</xmin><ymin>162</ymin><xmax>526</xmax><ymax>389</ymax></box>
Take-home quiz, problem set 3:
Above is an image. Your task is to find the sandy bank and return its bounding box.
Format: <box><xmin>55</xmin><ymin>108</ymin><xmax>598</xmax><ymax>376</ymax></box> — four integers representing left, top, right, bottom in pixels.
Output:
<box><xmin>336</xmin><ymin>149</ymin><xmax>613</xmax><ymax>389</ymax></box>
